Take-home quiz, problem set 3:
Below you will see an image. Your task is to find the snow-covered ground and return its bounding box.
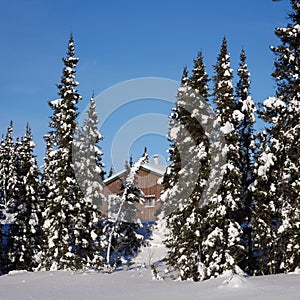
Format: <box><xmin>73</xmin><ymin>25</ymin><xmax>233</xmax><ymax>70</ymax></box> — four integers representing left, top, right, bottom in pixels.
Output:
<box><xmin>0</xmin><ymin>223</ymin><xmax>299</xmax><ymax>300</ymax></box>
<box><xmin>0</xmin><ymin>268</ymin><xmax>299</xmax><ymax>300</ymax></box>
<box><xmin>0</xmin><ymin>233</ymin><xmax>299</xmax><ymax>300</ymax></box>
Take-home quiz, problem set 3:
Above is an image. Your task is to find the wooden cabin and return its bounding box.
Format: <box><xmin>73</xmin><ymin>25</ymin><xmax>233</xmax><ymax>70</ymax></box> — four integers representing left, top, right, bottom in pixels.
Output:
<box><xmin>101</xmin><ymin>155</ymin><xmax>165</xmax><ymax>221</ymax></box>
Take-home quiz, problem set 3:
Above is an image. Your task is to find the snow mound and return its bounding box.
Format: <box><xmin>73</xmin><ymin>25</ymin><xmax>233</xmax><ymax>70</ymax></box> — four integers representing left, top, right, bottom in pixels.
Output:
<box><xmin>219</xmin><ymin>274</ymin><xmax>247</xmax><ymax>289</ymax></box>
<box><xmin>8</xmin><ymin>270</ymin><xmax>28</xmax><ymax>276</ymax></box>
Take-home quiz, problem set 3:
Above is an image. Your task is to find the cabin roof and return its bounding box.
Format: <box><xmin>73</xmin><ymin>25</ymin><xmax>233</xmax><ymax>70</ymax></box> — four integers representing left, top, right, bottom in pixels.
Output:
<box><xmin>103</xmin><ymin>163</ymin><xmax>166</xmax><ymax>185</ymax></box>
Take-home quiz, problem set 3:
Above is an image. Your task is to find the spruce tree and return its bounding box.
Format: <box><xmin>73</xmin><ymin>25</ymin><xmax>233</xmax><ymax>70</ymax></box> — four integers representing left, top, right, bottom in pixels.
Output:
<box><xmin>201</xmin><ymin>38</ymin><xmax>244</xmax><ymax>278</ymax></box>
<box><xmin>162</xmin><ymin>67</ymin><xmax>189</xmax><ymax>214</ymax></box>
<box><xmin>83</xmin><ymin>94</ymin><xmax>106</xmax><ymax>183</ymax></box>
<box><xmin>0</xmin><ymin>137</ymin><xmax>5</xmax><ymax>274</ymax></box>
<box><xmin>73</xmin><ymin>93</ymin><xmax>107</xmax><ymax>268</ymax></box>
<box><xmin>251</xmin><ymin>130</ymin><xmax>276</xmax><ymax>275</ymax></box>
<box><xmin>7</xmin><ymin>124</ymin><xmax>41</xmax><ymax>271</ymax></box>
<box><xmin>40</xmin><ymin>35</ymin><xmax>103</xmax><ymax>271</ymax></box>
<box><xmin>0</xmin><ymin>123</ymin><xmax>19</xmax><ymax>273</ymax></box>
<box><xmin>235</xmin><ymin>49</ymin><xmax>257</xmax><ymax>274</ymax></box>
<box><xmin>74</xmin><ymin>93</ymin><xmax>106</xmax><ymax>207</ymax></box>
<box><xmin>254</xmin><ymin>0</ymin><xmax>300</xmax><ymax>274</ymax></box>
<box><xmin>163</xmin><ymin>52</ymin><xmax>213</xmax><ymax>281</ymax></box>
<box><xmin>2</xmin><ymin>122</ymin><xmax>19</xmax><ymax>216</ymax></box>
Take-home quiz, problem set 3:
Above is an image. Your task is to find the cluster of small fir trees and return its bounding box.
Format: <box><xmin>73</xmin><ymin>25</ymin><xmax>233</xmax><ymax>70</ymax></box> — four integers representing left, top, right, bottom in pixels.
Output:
<box><xmin>0</xmin><ymin>34</ymin><xmax>145</xmax><ymax>274</ymax></box>
<box><xmin>0</xmin><ymin>122</ymin><xmax>41</xmax><ymax>274</ymax></box>
<box><xmin>163</xmin><ymin>0</ymin><xmax>299</xmax><ymax>281</ymax></box>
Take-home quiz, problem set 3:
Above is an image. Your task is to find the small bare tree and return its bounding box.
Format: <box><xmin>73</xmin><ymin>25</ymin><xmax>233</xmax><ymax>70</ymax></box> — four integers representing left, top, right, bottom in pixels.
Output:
<box><xmin>106</xmin><ymin>153</ymin><xmax>148</xmax><ymax>271</ymax></box>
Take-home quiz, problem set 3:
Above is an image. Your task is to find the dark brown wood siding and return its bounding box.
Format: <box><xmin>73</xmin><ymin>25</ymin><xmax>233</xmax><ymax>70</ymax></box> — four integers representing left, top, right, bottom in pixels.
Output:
<box><xmin>101</xmin><ymin>168</ymin><xmax>164</xmax><ymax>221</ymax></box>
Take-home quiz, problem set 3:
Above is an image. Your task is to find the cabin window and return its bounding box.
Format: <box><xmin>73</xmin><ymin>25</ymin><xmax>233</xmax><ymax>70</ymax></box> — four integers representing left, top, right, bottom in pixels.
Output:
<box><xmin>145</xmin><ymin>195</ymin><xmax>156</xmax><ymax>207</ymax></box>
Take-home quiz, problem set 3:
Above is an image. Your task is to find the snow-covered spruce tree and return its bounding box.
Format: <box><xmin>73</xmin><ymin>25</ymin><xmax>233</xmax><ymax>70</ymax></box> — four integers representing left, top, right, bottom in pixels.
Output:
<box><xmin>162</xmin><ymin>66</ymin><xmax>209</xmax><ymax>214</ymax></box>
<box><xmin>0</xmin><ymin>137</ymin><xmax>5</xmax><ymax>274</ymax></box>
<box><xmin>163</xmin><ymin>52</ymin><xmax>213</xmax><ymax>281</ymax></box>
<box><xmin>235</xmin><ymin>49</ymin><xmax>257</xmax><ymax>275</ymax></box>
<box><xmin>254</xmin><ymin>0</ymin><xmax>300</xmax><ymax>274</ymax></box>
<box><xmin>251</xmin><ymin>129</ymin><xmax>277</xmax><ymax>276</ymax></box>
<box><xmin>105</xmin><ymin>152</ymin><xmax>148</xmax><ymax>270</ymax></box>
<box><xmin>72</xmin><ymin>93</ymin><xmax>107</xmax><ymax>267</ymax></box>
<box><xmin>40</xmin><ymin>35</ymin><xmax>103</xmax><ymax>271</ymax></box>
<box><xmin>1</xmin><ymin>122</ymin><xmax>19</xmax><ymax>216</ymax></box>
<box><xmin>0</xmin><ymin>123</ymin><xmax>19</xmax><ymax>273</ymax></box>
<box><xmin>201</xmin><ymin>37</ymin><xmax>244</xmax><ymax>278</ymax></box>
<box><xmin>6</xmin><ymin>124</ymin><xmax>41</xmax><ymax>271</ymax></box>
<box><xmin>162</xmin><ymin>67</ymin><xmax>189</xmax><ymax>216</ymax></box>
<box><xmin>74</xmin><ymin>93</ymin><xmax>106</xmax><ymax>205</ymax></box>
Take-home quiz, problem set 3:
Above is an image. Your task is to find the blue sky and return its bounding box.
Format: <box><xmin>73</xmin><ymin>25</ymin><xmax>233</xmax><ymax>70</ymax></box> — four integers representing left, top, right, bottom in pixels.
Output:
<box><xmin>0</xmin><ymin>0</ymin><xmax>290</xmax><ymax>172</ymax></box>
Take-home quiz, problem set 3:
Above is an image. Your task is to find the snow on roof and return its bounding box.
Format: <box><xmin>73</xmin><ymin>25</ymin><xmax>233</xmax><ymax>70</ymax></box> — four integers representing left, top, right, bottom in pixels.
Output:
<box><xmin>141</xmin><ymin>163</ymin><xmax>166</xmax><ymax>176</ymax></box>
<box><xmin>103</xmin><ymin>169</ymin><xmax>127</xmax><ymax>185</ymax></box>
<box><xmin>103</xmin><ymin>163</ymin><xmax>166</xmax><ymax>185</ymax></box>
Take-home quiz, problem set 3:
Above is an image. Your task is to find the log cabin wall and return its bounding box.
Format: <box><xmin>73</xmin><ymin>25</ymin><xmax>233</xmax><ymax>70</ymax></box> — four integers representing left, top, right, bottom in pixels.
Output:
<box><xmin>101</xmin><ymin>166</ymin><xmax>165</xmax><ymax>221</ymax></box>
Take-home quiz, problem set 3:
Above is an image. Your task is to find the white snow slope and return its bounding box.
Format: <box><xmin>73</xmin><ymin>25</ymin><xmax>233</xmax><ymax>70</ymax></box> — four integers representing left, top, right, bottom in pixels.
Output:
<box><xmin>0</xmin><ymin>224</ymin><xmax>299</xmax><ymax>299</ymax></box>
<box><xmin>0</xmin><ymin>269</ymin><xmax>299</xmax><ymax>300</ymax></box>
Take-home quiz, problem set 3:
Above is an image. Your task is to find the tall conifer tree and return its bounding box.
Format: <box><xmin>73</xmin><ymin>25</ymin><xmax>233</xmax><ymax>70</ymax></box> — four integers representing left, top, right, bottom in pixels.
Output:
<box><xmin>2</xmin><ymin>122</ymin><xmax>18</xmax><ymax>216</ymax></box>
<box><xmin>40</xmin><ymin>35</ymin><xmax>103</xmax><ymax>270</ymax></box>
<box><xmin>7</xmin><ymin>124</ymin><xmax>41</xmax><ymax>271</ymax></box>
<box><xmin>162</xmin><ymin>67</ymin><xmax>189</xmax><ymax>208</ymax></box>
<box><xmin>74</xmin><ymin>94</ymin><xmax>106</xmax><ymax>206</ymax></box>
<box><xmin>0</xmin><ymin>136</ymin><xmax>6</xmax><ymax>274</ymax></box>
<box><xmin>202</xmin><ymin>38</ymin><xmax>244</xmax><ymax>278</ymax></box>
<box><xmin>73</xmin><ymin>94</ymin><xmax>107</xmax><ymax>268</ymax></box>
<box><xmin>235</xmin><ymin>49</ymin><xmax>257</xmax><ymax>274</ymax></box>
<box><xmin>0</xmin><ymin>123</ymin><xmax>18</xmax><ymax>273</ymax></box>
<box><xmin>254</xmin><ymin>0</ymin><xmax>300</xmax><ymax>274</ymax></box>
<box><xmin>163</xmin><ymin>52</ymin><xmax>212</xmax><ymax>281</ymax></box>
